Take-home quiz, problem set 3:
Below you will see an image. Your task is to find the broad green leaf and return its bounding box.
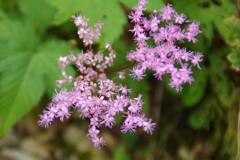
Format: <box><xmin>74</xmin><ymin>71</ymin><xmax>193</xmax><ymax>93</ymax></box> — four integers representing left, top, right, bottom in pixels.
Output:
<box><xmin>0</xmin><ymin>51</ymin><xmax>45</xmax><ymax>135</ymax></box>
<box><xmin>188</xmin><ymin>108</ymin><xmax>211</xmax><ymax>130</ymax></box>
<box><xmin>172</xmin><ymin>0</ymin><xmax>236</xmax><ymax>42</ymax></box>
<box><xmin>47</xmin><ymin>0</ymin><xmax>127</xmax><ymax>45</ymax></box>
<box><xmin>180</xmin><ymin>66</ymin><xmax>207</xmax><ymax>107</ymax></box>
<box><xmin>34</xmin><ymin>39</ymin><xmax>75</xmax><ymax>96</ymax></box>
<box><xmin>18</xmin><ymin>0</ymin><xmax>56</xmax><ymax>32</ymax></box>
<box><xmin>188</xmin><ymin>98</ymin><xmax>215</xmax><ymax>129</ymax></box>
<box><xmin>0</xmin><ymin>20</ymin><xmax>39</xmax><ymax>68</ymax></box>
<box><xmin>0</xmin><ymin>19</ymin><xmax>72</xmax><ymax>135</ymax></box>
<box><xmin>119</xmin><ymin>0</ymin><xmax>164</xmax><ymax>11</ymax></box>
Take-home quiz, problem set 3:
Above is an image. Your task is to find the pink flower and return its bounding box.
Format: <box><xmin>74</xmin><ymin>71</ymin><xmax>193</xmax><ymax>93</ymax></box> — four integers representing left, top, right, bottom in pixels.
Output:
<box><xmin>161</xmin><ymin>4</ymin><xmax>175</xmax><ymax>21</ymax></box>
<box><xmin>130</xmin><ymin>24</ymin><xmax>144</xmax><ymax>36</ymax></box>
<box><xmin>131</xmin><ymin>66</ymin><xmax>145</xmax><ymax>80</ymax></box>
<box><xmin>72</xmin><ymin>15</ymin><xmax>83</xmax><ymax>26</ymax></box>
<box><xmin>143</xmin><ymin>119</ymin><xmax>156</xmax><ymax>134</ymax></box>
<box><xmin>175</xmin><ymin>14</ymin><xmax>186</xmax><ymax>24</ymax></box>
<box><xmin>73</xmin><ymin>15</ymin><xmax>103</xmax><ymax>46</ymax></box>
<box><xmin>39</xmin><ymin>0</ymin><xmax>204</xmax><ymax>149</ymax></box>
<box><xmin>191</xmin><ymin>52</ymin><xmax>203</xmax><ymax>69</ymax></box>
<box><xmin>127</xmin><ymin>1</ymin><xmax>203</xmax><ymax>91</ymax></box>
<box><xmin>101</xmin><ymin>114</ymin><xmax>115</xmax><ymax>128</ymax></box>
<box><xmin>39</xmin><ymin>18</ymin><xmax>155</xmax><ymax>148</ymax></box>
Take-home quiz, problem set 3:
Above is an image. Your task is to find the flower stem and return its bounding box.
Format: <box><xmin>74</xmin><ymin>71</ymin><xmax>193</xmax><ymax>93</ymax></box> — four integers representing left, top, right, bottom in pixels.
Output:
<box><xmin>104</xmin><ymin>61</ymin><xmax>137</xmax><ymax>74</ymax></box>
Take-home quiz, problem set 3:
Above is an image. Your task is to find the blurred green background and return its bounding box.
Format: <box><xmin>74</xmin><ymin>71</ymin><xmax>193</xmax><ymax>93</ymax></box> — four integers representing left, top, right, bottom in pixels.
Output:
<box><xmin>0</xmin><ymin>0</ymin><xmax>239</xmax><ymax>159</ymax></box>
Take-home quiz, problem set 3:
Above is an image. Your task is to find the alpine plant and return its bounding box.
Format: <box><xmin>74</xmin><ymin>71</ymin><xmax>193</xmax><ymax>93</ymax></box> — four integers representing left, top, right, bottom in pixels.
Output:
<box><xmin>38</xmin><ymin>0</ymin><xmax>203</xmax><ymax>148</ymax></box>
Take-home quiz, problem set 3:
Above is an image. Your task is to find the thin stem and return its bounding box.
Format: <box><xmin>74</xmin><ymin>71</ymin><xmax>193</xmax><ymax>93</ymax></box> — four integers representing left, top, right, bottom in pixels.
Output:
<box><xmin>89</xmin><ymin>44</ymin><xmax>92</xmax><ymax>52</ymax></box>
<box><xmin>104</xmin><ymin>61</ymin><xmax>137</xmax><ymax>74</ymax></box>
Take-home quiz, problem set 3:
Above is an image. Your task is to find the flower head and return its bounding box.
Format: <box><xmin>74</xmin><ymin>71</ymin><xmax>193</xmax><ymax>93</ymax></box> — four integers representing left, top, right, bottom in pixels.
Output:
<box><xmin>127</xmin><ymin>1</ymin><xmax>203</xmax><ymax>91</ymax></box>
<box><xmin>39</xmin><ymin>13</ymin><xmax>155</xmax><ymax>148</ymax></box>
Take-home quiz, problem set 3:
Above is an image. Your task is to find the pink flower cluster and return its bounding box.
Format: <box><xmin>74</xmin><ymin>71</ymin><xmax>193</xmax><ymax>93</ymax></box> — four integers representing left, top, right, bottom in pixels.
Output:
<box><xmin>72</xmin><ymin>15</ymin><xmax>103</xmax><ymax>46</ymax></box>
<box><xmin>38</xmin><ymin>16</ymin><xmax>155</xmax><ymax>148</ymax></box>
<box><xmin>39</xmin><ymin>0</ymin><xmax>203</xmax><ymax>148</ymax></box>
<box><xmin>127</xmin><ymin>0</ymin><xmax>203</xmax><ymax>91</ymax></box>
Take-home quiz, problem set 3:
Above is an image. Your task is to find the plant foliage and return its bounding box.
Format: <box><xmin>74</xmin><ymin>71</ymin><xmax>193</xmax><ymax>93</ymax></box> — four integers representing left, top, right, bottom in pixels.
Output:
<box><xmin>0</xmin><ymin>0</ymin><xmax>239</xmax><ymax>159</ymax></box>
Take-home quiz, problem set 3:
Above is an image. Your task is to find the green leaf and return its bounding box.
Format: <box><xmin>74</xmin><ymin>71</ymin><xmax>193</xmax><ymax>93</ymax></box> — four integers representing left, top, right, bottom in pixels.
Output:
<box><xmin>183</xmin><ymin>34</ymin><xmax>208</xmax><ymax>53</ymax></box>
<box><xmin>222</xmin><ymin>15</ymin><xmax>240</xmax><ymax>69</ymax></box>
<box><xmin>18</xmin><ymin>0</ymin><xmax>56</xmax><ymax>32</ymax></box>
<box><xmin>112</xmin><ymin>145</ymin><xmax>130</xmax><ymax>160</ymax></box>
<box><xmin>164</xmin><ymin>65</ymin><xmax>207</xmax><ymax>104</ymax></box>
<box><xmin>188</xmin><ymin>98</ymin><xmax>215</xmax><ymax>129</ymax></box>
<box><xmin>35</xmin><ymin>39</ymin><xmax>75</xmax><ymax>96</ymax></box>
<box><xmin>0</xmin><ymin>19</ymin><xmax>72</xmax><ymax>135</ymax></box>
<box><xmin>228</xmin><ymin>48</ymin><xmax>240</xmax><ymax>68</ymax></box>
<box><xmin>172</xmin><ymin>0</ymin><xmax>236</xmax><ymax>42</ymax></box>
<box><xmin>208</xmin><ymin>50</ymin><xmax>232</xmax><ymax>107</ymax></box>
<box><xmin>0</xmin><ymin>20</ymin><xmax>39</xmax><ymax>68</ymax></box>
<box><xmin>188</xmin><ymin>109</ymin><xmax>210</xmax><ymax>130</ymax></box>
<box><xmin>222</xmin><ymin>15</ymin><xmax>240</xmax><ymax>46</ymax></box>
<box><xmin>47</xmin><ymin>0</ymin><xmax>127</xmax><ymax>44</ymax></box>
<box><xmin>119</xmin><ymin>0</ymin><xmax>164</xmax><ymax>11</ymax></box>
<box><xmin>180</xmin><ymin>66</ymin><xmax>207</xmax><ymax>107</ymax></box>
